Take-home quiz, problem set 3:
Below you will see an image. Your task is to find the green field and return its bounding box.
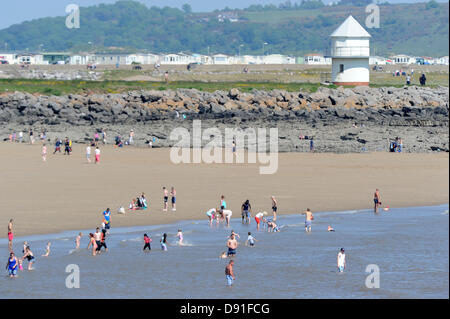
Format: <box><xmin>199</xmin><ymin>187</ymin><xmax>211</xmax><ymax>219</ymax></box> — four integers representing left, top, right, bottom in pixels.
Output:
<box><xmin>0</xmin><ymin>79</ymin><xmax>333</xmax><ymax>95</ymax></box>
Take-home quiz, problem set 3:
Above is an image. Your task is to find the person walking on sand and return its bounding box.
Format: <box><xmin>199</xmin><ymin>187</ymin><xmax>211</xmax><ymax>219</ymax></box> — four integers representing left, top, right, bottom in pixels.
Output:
<box><xmin>225</xmin><ymin>260</ymin><xmax>235</xmax><ymax>286</ymax></box>
<box><xmin>227</xmin><ymin>234</ymin><xmax>238</xmax><ymax>257</ymax></box>
<box><xmin>143</xmin><ymin>234</ymin><xmax>152</xmax><ymax>251</ymax></box>
<box><xmin>7</xmin><ymin>219</ymin><xmax>13</xmax><ymax>252</ymax></box>
<box><xmin>87</xmin><ymin>233</ymin><xmax>97</xmax><ymax>256</ymax></box>
<box><xmin>374</xmin><ymin>189</ymin><xmax>381</xmax><ymax>213</ymax></box>
<box><xmin>86</xmin><ymin>144</ymin><xmax>91</xmax><ymax>163</ymax></box>
<box><xmin>271</xmin><ymin>196</ymin><xmax>278</xmax><ymax>221</ymax></box>
<box><xmin>41</xmin><ymin>144</ymin><xmax>47</xmax><ymax>162</ymax></box>
<box><xmin>129</xmin><ymin>130</ymin><xmax>134</xmax><ymax>145</ymax></box>
<box><xmin>163</xmin><ymin>187</ymin><xmax>169</xmax><ymax>211</ymax></box>
<box><xmin>6</xmin><ymin>252</ymin><xmax>19</xmax><ymax>278</ymax></box>
<box><xmin>220</xmin><ymin>195</ymin><xmax>227</xmax><ymax>210</ymax></box>
<box><xmin>75</xmin><ymin>233</ymin><xmax>82</xmax><ymax>249</ymax></box>
<box><xmin>164</xmin><ymin>71</ymin><xmax>169</xmax><ymax>83</ymax></box>
<box><xmin>53</xmin><ymin>138</ymin><xmax>62</xmax><ymax>154</ymax></box>
<box><xmin>29</xmin><ymin>129</ymin><xmax>34</xmax><ymax>145</ymax></box>
<box><xmin>42</xmin><ymin>242</ymin><xmax>51</xmax><ymax>257</ymax></box>
<box><xmin>95</xmin><ymin>146</ymin><xmax>101</xmax><ymax>164</ymax></box>
<box><xmin>170</xmin><ymin>187</ymin><xmax>177</xmax><ymax>211</ymax></box>
<box><xmin>337</xmin><ymin>248</ymin><xmax>346</xmax><ymax>273</ymax></box>
<box><xmin>302</xmin><ymin>208</ymin><xmax>314</xmax><ymax>232</ymax></box>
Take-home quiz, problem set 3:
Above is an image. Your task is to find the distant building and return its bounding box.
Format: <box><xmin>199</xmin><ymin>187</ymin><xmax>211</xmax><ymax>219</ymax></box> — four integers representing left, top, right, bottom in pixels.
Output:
<box><xmin>304</xmin><ymin>53</ymin><xmax>331</xmax><ymax>65</ymax></box>
<box><xmin>438</xmin><ymin>56</ymin><xmax>449</xmax><ymax>65</ymax></box>
<box><xmin>331</xmin><ymin>15</ymin><xmax>371</xmax><ymax>86</ymax></box>
<box><xmin>262</xmin><ymin>54</ymin><xmax>296</xmax><ymax>64</ymax></box>
<box><xmin>212</xmin><ymin>54</ymin><xmax>230</xmax><ymax>65</ymax></box>
<box><xmin>369</xmin><ymin>56</ymin><xmax>387</xmax><ymax>65</ymax></box>
<box><xmin>0</xmin><ymin>53</ymin><xmax>15</xmax><ymax>64</ymax></box>
<box><xmin>391</xmin><ymin>54</ymin><xmax>414</xmax><ymax>65</ymax></box>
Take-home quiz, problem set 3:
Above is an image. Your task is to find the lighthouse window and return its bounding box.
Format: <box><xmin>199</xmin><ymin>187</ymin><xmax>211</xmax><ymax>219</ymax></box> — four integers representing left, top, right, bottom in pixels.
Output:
<box><xmin>339</xmin><ymin>64</ymin><xmax>344</xmax><ymax>73</ymax></box>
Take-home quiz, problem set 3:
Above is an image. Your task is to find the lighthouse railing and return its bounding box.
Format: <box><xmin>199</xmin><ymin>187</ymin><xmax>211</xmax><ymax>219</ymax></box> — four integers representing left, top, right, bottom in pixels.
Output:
<box><xmin>332</xmin><ymin>46</ymin><xmax>370</xmax><ymax>57</ymax></box>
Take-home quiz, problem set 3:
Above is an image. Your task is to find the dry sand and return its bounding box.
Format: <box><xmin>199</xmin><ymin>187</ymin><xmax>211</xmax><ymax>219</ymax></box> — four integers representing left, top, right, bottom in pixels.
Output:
<box><xmin>0</xmin><ymin>142</ymin><xmax>448</xmax><ymax>237</ymax></box>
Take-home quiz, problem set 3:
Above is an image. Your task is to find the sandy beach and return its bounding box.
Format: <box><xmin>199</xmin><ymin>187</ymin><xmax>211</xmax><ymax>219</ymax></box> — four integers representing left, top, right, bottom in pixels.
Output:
<box><xmin>0</xmin><ymin>142</ymin><xmax>448</xmax><ymax>237</ymax></box>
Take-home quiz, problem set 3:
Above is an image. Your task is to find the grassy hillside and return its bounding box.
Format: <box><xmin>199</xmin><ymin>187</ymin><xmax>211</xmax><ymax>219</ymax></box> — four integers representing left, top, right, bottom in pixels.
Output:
<box><xmin>0</xmin><ymin>1</ymin><xmax>448</xmax><ymax>56</ymax></box>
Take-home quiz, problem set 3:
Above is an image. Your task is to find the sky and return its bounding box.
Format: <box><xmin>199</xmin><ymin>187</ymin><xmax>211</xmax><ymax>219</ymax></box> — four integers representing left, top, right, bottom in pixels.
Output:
<box><xmin>0</xmin><ymin>0</ymin><xmax>447</xmax><ymax>30</ymax></box>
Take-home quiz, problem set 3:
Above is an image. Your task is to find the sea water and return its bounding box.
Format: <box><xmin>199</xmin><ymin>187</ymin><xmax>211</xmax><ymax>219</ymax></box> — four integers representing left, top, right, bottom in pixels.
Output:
<box><xmin>1</xmin><ymin>205</ymin><xmax>448</xmax><ymax>299</ymax></box>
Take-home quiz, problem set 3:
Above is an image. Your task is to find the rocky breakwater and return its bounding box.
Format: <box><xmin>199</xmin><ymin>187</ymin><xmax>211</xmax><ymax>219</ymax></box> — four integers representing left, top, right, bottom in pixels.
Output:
<box><xmin>0</xmin><ymin>85</ymin><xmax>448</xmax><ymax>153</ymax></box>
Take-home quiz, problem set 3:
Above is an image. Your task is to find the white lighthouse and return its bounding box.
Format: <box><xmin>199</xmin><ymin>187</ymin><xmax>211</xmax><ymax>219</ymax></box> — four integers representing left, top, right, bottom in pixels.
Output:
<box><xmin>331</xmin><ymin>15</ymin><xmax>371</xmax><ymax>86</ymax></box>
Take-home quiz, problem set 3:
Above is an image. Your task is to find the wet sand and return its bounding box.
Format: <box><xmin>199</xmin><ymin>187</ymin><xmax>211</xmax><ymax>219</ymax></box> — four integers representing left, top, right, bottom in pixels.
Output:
<box><xmin>0</xmin><ymin>142</ymin><xmax>448</xmax><ymax>237</ymax></box>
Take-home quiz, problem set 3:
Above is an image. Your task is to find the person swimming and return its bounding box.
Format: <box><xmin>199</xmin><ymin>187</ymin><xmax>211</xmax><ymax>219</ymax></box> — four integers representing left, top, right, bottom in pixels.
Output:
<box><xmin>327</xmin><ymin>226</ymin><xmax>335</xmax><ymax>232</ymax></box>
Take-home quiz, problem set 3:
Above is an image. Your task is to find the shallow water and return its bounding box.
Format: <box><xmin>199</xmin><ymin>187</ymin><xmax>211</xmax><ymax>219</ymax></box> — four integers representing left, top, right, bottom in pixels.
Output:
<box><xmin>1</xmin><ymin>205</ymin><xmax>448</xmax><ymax>299</ymax></box>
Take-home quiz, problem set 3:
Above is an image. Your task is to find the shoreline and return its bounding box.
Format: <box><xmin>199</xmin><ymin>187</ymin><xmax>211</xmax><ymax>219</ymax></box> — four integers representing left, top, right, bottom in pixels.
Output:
<box><xmin>2</xmin><ymin>203</ymin><xmax>448</xmax><ymax>240</ymax></box>
<box><xmin>1</xmin><ymin>143</ymin><xmax>448</xmax><ymax>237</ymax></box>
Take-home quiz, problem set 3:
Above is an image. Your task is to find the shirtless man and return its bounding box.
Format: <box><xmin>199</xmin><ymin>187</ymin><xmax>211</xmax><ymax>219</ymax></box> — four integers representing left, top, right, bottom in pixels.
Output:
<box><xmin>225</xmin><ymin>260</ymin><xmax>235</xmax><ymax>286</ymax></box>
<box><xmin>302</xmin><ymin>208</ymin><xmax>313</xmax><ymax>232</ymax></box>
<box><xmin>7</xmin><ymin>219</ymin><xmax>13</xmax><ymax>252</ymax></box>
<box><xmin>374</xmin><ymin>189</ymin><xmax>381</xmax><ymax>213</ymax></box>
<box><xmin>227</xmin><ymin>234</ymin><xmax>238</xmax><ymax>257</ymax></box>
<box><xmin>271</xmin><ymin>196</ymin><xmax>278</xmax><ymax>221</ymax></box>
<box><xmin>170</xmin><ymin>187</ymin><xmax>177</xmax><ymax>211</ymax></box>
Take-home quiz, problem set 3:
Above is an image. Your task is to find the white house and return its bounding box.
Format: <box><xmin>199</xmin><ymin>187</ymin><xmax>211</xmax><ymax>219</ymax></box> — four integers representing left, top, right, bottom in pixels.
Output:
<box><xmin>212</xmin><ymin>54</ymin><xmax>230</xmax><ymax>65</ymax></box>
<box><xmin>369</xmin><ymin>56</ymin><xmax>387</xmax><ymax>65</ymax></box>
<box><xmin>331</xmin><ymin>15</ymin><xmax>371</xmax><ymax>86</ymax></box>
<box><xmin>0</xmin><ymin>53</ymin><xmax>15</xmax><ymax>64</ymax></box>
<box><xmin>438</xmin><ymin>56</ymin><xmax>449</xmax><ymax>65</ymax></box>
<box><xmin>391</xmin><ymin>54</ymin><xmax>415</xmax><ymax>65</ymax></box>
<box><xmin>69</xmin><ymin>54</ymin><xmax>92</xmax><ymax>65</ymax></box>
<box><xmin>15</xmin><ymin>53</ymin><xmax>45</xmax><ymax>65</ymax></box>
<box><xmin>304</xmin><ymin>53</ymin><xmax>331</xmax><ymax>65</ymax></box>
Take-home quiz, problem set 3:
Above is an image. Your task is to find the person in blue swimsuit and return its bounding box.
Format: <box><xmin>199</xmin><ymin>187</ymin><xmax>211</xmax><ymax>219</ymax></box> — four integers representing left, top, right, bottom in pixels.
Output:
<box><xmin>6</xmin><ymin>252</ymin><xmax>18</xmax><ymax>278</ymax></box>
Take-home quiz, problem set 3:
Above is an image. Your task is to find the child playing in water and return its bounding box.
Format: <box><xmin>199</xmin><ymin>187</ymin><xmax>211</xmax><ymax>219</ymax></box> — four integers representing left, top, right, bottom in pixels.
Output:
<box><xmin>75</xmin><ymin>233</ymin><xmax>82</xmax><ymax>249</ymax></box>
<box><xmin>206</xmin><ymin>208</ymin><xmax>216</xmax><ymax>226</ymax></box>
<box><xmin>143</xmin><ymin>234</ymin><xmax>152</xmax><ymax>251</ymax></box>
<box><xmin>245</xmin><ymin>232</ymin><xmax>257</xmax><ymax>247</ymax></box>
<box><xmin>176</xmin><ymin>229</ymin><xmax>183</xmax><ymax>245</ymax></box>
<box><xmin>219</xmin><ymin>251</ymin><xmax>228</xmax><ymax>259</ymax></box>
<box><xmin>42</xmin><ymin>242</ymin><xmax>51</xmax><ymax>257</ymax></box>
